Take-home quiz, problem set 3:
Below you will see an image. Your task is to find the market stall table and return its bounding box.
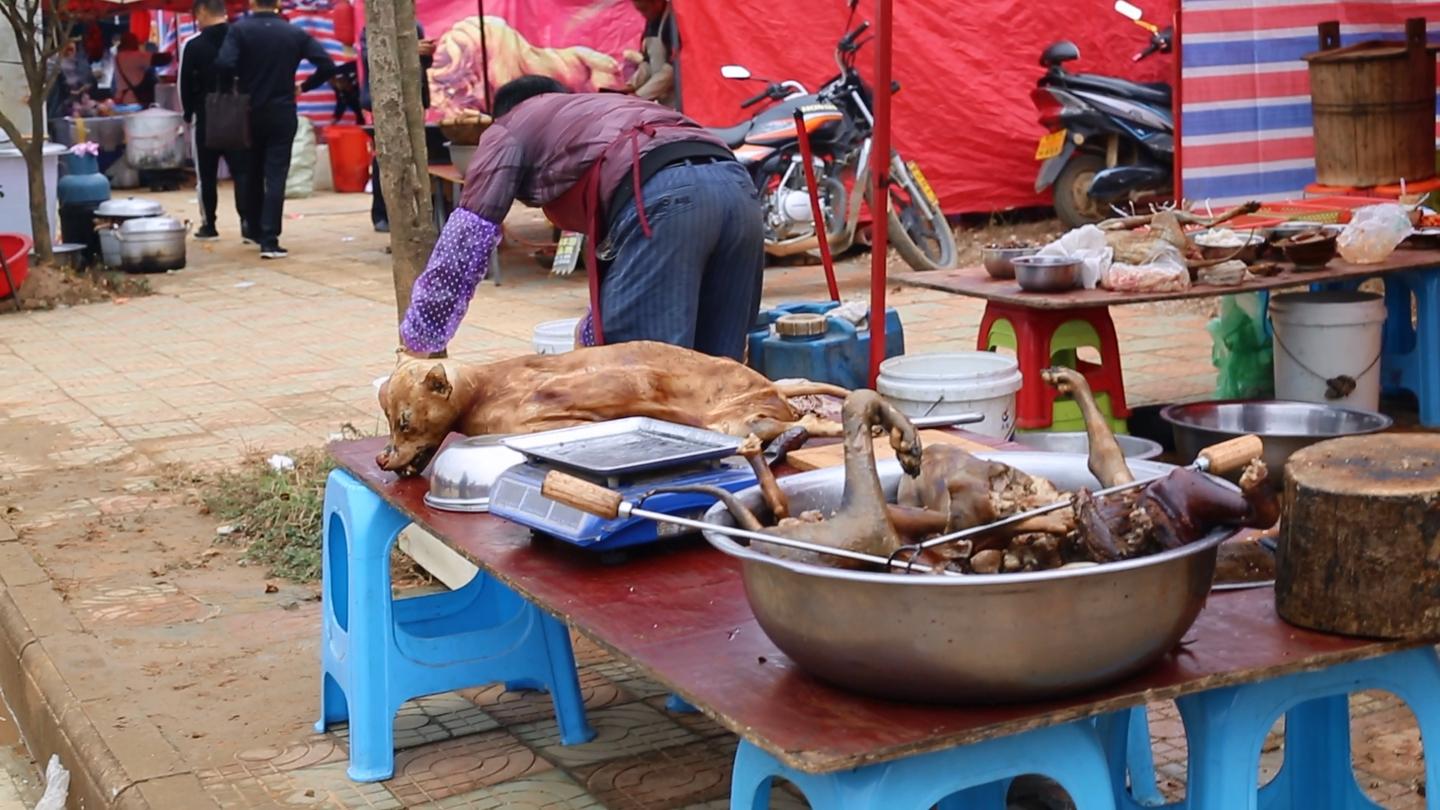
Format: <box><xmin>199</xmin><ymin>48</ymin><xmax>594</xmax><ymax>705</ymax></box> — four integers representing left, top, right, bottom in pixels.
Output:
<box><xmin>322</xmin><ymin>435</ymin><xmax>1440</xmax><ymax>808</ymax></box>
<box><xmin>893</xmin><ymin>248</ymin><xmax>1440</xmax><ymax>428</ymax></box>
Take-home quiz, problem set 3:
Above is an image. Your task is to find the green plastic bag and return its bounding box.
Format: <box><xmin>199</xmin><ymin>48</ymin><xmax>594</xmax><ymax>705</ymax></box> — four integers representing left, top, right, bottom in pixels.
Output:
<box><xmin>1208</xmin><ymin>292</ymin><xmax>1274</xmax><ymax>399</ymax></box>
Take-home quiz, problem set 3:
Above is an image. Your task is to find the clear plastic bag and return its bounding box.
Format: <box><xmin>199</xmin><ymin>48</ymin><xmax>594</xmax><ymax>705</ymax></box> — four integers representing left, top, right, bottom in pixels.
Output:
<box><xmin>1038</xmin><ymin>225</ymin><xmax>1113</xmax><ymax>289</ymax></box>
<box><xmin>1101</xmin><ymin>240</ymin><xmax>1190</xmax><ymax>293</ymax></box>
<box><xmin>35</xmin><ymin>755</ymin><xmax>70</xmax><ymax>810</ymax></box>
<box><xmin>1337</xmin><ymin>203</ymin><xmax>1412</xmax><ymax>264</ymax></box>
<box><xmin>1208</xmin><ymin>292</ymin><xmax>1273</xmax><ymax>399</ymax></box>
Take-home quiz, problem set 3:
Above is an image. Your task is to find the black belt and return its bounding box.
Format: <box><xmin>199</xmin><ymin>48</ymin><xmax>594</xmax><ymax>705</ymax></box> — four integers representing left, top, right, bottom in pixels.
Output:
<box><xmin>659</xmin><ymin>155</ymin><xmax>728</xmax><ymax>169</ymax></box>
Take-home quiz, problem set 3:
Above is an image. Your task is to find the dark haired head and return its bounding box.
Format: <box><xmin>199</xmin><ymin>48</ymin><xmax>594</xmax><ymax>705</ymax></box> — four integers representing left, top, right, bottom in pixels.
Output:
<box><xmin>492</xmin><ymin>75</ymin><xmax>567</xmax><ymax>118</ymax></box>
<box><xmin>192</xmin><ymin>0</ymin><xmax>225</xmax><ymax>17</ymax></box>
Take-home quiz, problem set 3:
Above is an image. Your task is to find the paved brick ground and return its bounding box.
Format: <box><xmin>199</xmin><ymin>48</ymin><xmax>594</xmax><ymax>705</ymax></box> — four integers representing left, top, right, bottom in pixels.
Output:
<box><xmin>0</xmin><ymin>188</ymin><xmax>1426</xmax><ymax>808</ymax></box>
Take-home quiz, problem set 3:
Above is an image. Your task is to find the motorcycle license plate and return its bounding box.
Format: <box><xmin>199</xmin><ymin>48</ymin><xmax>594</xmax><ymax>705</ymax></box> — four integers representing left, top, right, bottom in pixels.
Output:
<box><xmin>906</xmin><ymin>161</ymin><xmax>941</xmax><ymax>209</ymax></box>
<box><xmin>1035</xmin><ymin>129</ymin><xmax>1067</xmax><ymax>161</ymax></box>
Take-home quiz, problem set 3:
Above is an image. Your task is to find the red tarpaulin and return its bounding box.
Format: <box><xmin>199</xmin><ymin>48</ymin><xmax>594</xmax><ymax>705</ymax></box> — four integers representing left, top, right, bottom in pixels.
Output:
<box><xmin>675</xmin><ymin>0</ymin><xmax>1174</xmax><ymax>215</ymax></box>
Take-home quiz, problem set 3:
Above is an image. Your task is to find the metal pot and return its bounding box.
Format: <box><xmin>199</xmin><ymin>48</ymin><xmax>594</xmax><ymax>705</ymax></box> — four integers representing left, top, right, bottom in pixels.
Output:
<box><xmin>1011</xmin><ymin>431</ymin><xmax>1163</xmax><ymax>460</ymax></box>
<box><xmin>94</xmin><ymin>196</ymin><xmax>163</xmax><ymax>224</ymax></box>
<box><xmin>123</xmin><ymin>107</ymin><xmax>186</xmax><ymax>171</ymax></box>
<box><xmin>1161</xmin><ymin>399</ymin><xmax>1392</xmax><ymax>486</ymax></box>
<box><xmin>113</xmin><ymin>215</ymin><xmax>189</xmax><ymax>272</ymax></box>
<box><xmin>702</xmin><ymin>453</ymin><xmax>1232</xmax><ymax>703</ymax></box>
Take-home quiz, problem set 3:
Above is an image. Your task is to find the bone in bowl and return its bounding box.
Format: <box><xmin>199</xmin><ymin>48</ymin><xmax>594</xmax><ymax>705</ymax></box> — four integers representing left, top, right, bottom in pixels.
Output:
<box><xmin>701</xmin><ymin>453</ymin><xmax>1232</xmax><ymax>703</ymax></box>
<box><xmin>1161</xmin><ymin>399</ymin><xmax>1392</xmax><ymax>487</ymax></box>
<box><xmin>1012</xmin><ymin>255</ymin><xmax>1081</xmax><ymax>292</ymax></box>
<box><xmin>424</xmin><ymin>435</ymin><xmax>525</xmax><ymax>512</ymax></box>
<box><xmin>1280</xmin><ymin>231</ymin><xmax>1338</xmax><ymax>271</ymax></box>
<box><xmin>1193</xmin><ymin>229</ymin><xmax>1267</xmax><ymax>264</ymax></box>
<box><xmin>981</xmin><ymin>244</ymin><xmax>1039</xmax><ymax>280</ymax></box>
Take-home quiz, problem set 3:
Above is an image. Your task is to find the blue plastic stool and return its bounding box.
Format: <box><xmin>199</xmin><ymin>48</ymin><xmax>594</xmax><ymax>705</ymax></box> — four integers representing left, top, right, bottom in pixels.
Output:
<box><xmin>1095</xmin><ymin>709</ymin><xmax>1167</xmax><ymax>809</ymax></box>
<box><xmin>317</xmin><ymin>470</ymin><xmax>596</xmax><ymax>781</ymax></box>
<box><xmin>728</xmin><ymin>719</ymin><xmax>1117</xmax><ymax>809</ymax></box>
<box><xmin>1176</xmin><ymin>646</ymin><xmax>1440</xmax><ymax>810</ymax></box>
<box><xmin>1379</xmin><ymin>269</ymin><xmax>1440</xmax><ymax>426</ymax></box>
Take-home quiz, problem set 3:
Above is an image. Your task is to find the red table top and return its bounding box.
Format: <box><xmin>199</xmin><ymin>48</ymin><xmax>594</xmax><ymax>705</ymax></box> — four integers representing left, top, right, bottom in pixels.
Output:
<box><xmin>331</xmin><ymin>436</ymin><xmax>1413</xmax><ymax>773</ymax></box>
<box><xmin>891</xmin><ymin>248</ymin><xmax>1440</xmax><ymax>310</ymax></box>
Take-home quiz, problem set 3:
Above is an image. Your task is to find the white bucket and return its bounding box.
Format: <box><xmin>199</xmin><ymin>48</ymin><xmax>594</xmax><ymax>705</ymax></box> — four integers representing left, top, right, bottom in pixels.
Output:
<box><xmin>533</xmin><ymin>318</ymin><xmax>580</xmax><ymax>355</ymax></box>
<box><xmin>876</xmin><ymin>352</ymin><xmax>1023</xmax><ymax>439</ymax></box>
<box><xmin>1269</xmin><ymin>291</ymin><xmax>1387</xmax><ymax>410</ymax></box>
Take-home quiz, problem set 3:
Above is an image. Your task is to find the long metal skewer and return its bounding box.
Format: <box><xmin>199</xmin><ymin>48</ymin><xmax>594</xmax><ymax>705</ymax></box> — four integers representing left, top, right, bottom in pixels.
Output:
<box><xmin>540</xmin><ymin>471</ymin><xmax>961</xmax><ymax>576</ymax></box>
<box><xmin>909</xmin><ymin>434</ymin><xmax>1264</xmax><ymax>553</ymax></box>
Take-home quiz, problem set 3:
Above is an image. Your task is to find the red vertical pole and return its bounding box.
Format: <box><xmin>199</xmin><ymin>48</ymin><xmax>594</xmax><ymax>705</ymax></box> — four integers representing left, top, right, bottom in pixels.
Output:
<box><xmin>867</xmin><ymin>0</ymin><xmax>894</xmax><ymax>388</ymax></box>
<box><xmin>794</xmin><ymin>109</ymin><xmax>842</xmax><ymax>302</ymax></box>
<box><xmin>1172</xmin><ymin>0</ymin><xmax>1184</xmax><ymax>204</ymax></box>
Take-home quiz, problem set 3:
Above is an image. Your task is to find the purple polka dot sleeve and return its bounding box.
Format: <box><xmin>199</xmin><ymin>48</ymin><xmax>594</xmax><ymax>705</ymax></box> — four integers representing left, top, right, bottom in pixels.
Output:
<box><xmin>400</xmin><ymin>210</ymin><xmax>502</xmax><ymax>353</ymax></box>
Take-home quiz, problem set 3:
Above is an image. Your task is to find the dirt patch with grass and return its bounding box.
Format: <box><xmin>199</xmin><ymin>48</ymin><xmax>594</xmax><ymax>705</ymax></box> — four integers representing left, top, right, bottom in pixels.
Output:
<box><xmin>3</xmin><ymin>262</ymin><xmax>152</xmax><ymax>313</ymax></box>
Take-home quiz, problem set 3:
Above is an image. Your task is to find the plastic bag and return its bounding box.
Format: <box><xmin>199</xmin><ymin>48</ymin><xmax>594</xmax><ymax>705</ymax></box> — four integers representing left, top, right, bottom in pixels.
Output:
<box><xmin>1038</xmin><ymin>225</ymin><xmax>1112</xmax><ymax>289</ymax></box>
<box><xmin>1101</xmin><ymin>240</ymin><xmax>1189</xmax><ymax>293</ymax></box>
<box><xmin>1337</xmin><ymin>203</ymin><xmax>1412</xmax><ymax>263</ymax></box>
<box><xmin>35</xmin><ymin>755</ymin><xmax>70</xmax><ymax>810</ymax></box>
<box><xmin>285</xmin><ymin>116</ymin><xmax>316</xmax><ymax>199</ymax></box>
<box><xmin>1208</xmin><ymin>292</ymin><xmax>1273</xmax><ymax>399</ymax></box>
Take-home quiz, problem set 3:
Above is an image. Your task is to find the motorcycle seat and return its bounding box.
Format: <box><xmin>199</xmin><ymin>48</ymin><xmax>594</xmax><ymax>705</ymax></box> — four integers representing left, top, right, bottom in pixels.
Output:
<box><xmin>708</xmin><ymin>121</ymin><xmax>753</xmax><ymax>148</ymax></box>
<box><xmin>1064</xmin><ymin>72</ymin><xmax>1171</xmax><ymax>107</ymax></box>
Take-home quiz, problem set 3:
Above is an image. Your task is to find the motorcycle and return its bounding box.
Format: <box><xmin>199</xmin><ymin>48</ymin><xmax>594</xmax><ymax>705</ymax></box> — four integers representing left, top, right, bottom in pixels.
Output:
<box><xmin>708</xmin><ymin>11</ymin><xmax>957</xmax><ymax>272</ymax></box>
<box><xmin>1031</xmin><ymin>0</ymin><xmax>1174</xmax><ymax>227</ymax></box>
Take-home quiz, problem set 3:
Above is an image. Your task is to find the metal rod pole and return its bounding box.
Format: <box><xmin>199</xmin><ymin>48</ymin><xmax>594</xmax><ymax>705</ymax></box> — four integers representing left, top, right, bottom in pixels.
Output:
<box><xmin>866</xmin><ymin>0</ymin><xmax>893</xmax><ymax>387</ymax></box>
<box><xmin>477</xmin><ymin>0</ymin><xmax>492</xmax><ymax>111</ymax></box>
<box><xmin>793</xmin><ymin>109</ymin><xmax>841</xmax><ymax>302</ymax></box>
<box><xmin>1171</xmin><ymin>0</ymin><xmax>1183</xmax><ymax>204</ymax></box>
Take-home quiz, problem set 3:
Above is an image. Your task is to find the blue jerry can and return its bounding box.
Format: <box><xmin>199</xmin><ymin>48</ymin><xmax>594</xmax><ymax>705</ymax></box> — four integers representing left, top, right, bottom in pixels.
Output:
<box><xmin>747</xmin><ymin>301</ymin><xmax>905</xmax><ymax>389</ymax></box>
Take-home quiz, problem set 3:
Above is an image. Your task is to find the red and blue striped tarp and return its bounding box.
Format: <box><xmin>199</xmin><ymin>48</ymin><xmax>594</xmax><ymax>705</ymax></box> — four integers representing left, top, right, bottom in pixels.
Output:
<box><xmin>1180</xmin><ymin>0</ymin><xmax>1440</xmax><ymax>204</ymax></box>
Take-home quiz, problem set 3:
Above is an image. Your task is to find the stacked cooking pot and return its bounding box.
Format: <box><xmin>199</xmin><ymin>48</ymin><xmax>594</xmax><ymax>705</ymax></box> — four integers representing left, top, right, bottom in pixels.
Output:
<box><xmin>95</xmin><ymin>197</ymin><xmax>190</xmax><ymax>273</ymax></box>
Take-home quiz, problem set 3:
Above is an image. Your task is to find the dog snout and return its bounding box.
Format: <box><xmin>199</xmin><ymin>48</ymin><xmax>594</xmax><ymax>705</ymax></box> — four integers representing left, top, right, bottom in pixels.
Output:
<box><xmin>376</xmin><ymin>445</ymin><xmax>397</xmax><ymax>470</ymax></box>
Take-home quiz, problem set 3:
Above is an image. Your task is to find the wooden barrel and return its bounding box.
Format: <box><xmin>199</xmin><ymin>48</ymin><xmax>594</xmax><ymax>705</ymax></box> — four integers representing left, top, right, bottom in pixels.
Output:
<box><xmin>1305</xmin><ymin>18</ymin><xmax>1439</xmax><ymax>188</ymax></box>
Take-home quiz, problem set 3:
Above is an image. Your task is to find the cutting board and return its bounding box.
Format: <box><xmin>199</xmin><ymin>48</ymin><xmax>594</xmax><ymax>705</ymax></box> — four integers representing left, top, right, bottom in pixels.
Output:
<box><xmin>786</xmin><ymin>430</ymin><xmax>996</xmax><ymax>471</ymax></box>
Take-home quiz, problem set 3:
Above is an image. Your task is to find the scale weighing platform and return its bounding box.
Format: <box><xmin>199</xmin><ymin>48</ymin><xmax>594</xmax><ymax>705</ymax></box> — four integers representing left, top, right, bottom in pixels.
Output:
<box><xmin>488</xmin><ymin>418</ymin><xmax>758</xmax><ymax>552</ymax></box>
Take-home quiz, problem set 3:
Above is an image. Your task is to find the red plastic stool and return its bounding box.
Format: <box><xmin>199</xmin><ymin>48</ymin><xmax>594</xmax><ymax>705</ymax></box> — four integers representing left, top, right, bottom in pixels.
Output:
<box><xmin>977</xmin><ymin>302</ymin><xmax>1131</xmax><ymax>431</ymax></box>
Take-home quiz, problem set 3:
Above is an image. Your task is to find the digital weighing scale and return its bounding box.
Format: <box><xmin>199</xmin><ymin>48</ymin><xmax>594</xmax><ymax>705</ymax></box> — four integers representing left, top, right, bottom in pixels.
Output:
<box><xmin>487</xmin><ymin>418</ymin><xmax>758</xmax><ymax>552</ymax></box>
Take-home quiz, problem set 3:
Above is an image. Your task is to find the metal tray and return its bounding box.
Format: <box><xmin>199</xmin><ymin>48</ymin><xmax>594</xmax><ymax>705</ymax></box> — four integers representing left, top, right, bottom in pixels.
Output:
<box><xmin>502</xmin><ymin>418</ymin><xmax>742</xmax><ymax>476</ymax></box>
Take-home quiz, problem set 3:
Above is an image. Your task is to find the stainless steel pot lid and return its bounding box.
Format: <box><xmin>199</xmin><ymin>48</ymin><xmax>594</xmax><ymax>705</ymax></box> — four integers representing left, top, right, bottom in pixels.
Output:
<box><xmin>95</xmin><ymin>197</ymin><xmax>163</xmax><ymax>218</ymax></box>
<box><xmin>119</xmin><ymin>215</ymin><xmax>186</xmax><ymax>234</ymax></box>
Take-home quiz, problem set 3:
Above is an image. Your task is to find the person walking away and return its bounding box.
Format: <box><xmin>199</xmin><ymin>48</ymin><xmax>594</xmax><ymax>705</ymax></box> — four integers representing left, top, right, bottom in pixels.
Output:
<box><xmin>216</xmin><ymin>0</ymin><xmax>336</xmax><ymax>258</ymax></box>
<box><xmin>180</xmin><ymin>0</ymin><xmax>246</xmax><ymax>241</ymax></box>
<box><xmin>398</xmin><ymin>76</ymin><xmax>764</xmax><ymax>362</ymax></box>
<box><xmin>359</xmin><ymin>25</ymin><xmax>434</xmax><ymax>233</ymax></box>
<box><xmin>626</xmin><ymin>0</ymin><xmax>679</xmax><ymax>109</ymax></box>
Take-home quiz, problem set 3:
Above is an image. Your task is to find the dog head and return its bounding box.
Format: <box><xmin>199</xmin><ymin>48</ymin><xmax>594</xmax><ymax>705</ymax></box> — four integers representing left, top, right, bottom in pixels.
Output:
<box><xmin>376</xmin><ymin>360</ymin><xmax>462</xmax><ymax>477</ymax></box>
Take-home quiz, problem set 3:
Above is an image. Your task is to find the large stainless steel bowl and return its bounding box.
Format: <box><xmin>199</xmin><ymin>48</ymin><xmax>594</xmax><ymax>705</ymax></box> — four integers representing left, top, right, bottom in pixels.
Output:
<box><xmin>424</xmin><ymin>435</ymin><xmax>525</xmax><ymax>512</ymax></box>
<box><xmin>1011</xmin><ymin>431</ymin><xmax>1163</xmax><ymax>460</ymax></box>
<box><xmin>1161</xmin><ymin>400</ymin><xmax>1392</xmax><ymax>485</ymax></box>
<box><xmin>1013</xmin><ymin>255</ymin><xmax>1081</xmax><ymax>292</ymax></box>
<box><xmin>701</xmin><ymin>453</ymin><xmax>1231</xmax><ymax>703</ymax></box>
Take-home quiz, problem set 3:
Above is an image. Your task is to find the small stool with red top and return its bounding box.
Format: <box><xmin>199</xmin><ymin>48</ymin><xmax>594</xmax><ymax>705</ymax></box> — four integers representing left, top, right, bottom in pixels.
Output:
<box><xmin>977</xmin><ymin>302</ymin><xmax>1130</xmax><ymax>432</ymax></box>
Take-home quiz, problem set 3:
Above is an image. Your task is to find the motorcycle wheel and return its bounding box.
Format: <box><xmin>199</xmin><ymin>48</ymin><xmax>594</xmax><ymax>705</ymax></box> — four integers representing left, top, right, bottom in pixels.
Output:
<box><xmin>1053</xmin><ymin>153</ymin><xmax>1108</xmax><ymax>228</ymax></box>
<box><xmin>876</xmin><ymin>166</ymin><xmax>957</xmax><ymax>272</ymax></box>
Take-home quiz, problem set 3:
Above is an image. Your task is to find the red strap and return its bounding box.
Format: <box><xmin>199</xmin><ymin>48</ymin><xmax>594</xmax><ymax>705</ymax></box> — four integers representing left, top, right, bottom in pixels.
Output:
<box><xmin>583</xmin><ymin>168</ymin><xmax>605</xmax><ymax>346</ymax></box>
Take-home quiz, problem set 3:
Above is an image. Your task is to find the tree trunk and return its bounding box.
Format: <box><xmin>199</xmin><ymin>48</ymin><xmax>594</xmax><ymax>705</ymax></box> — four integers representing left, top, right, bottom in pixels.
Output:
<box><xmin>24</xmin><ymin>141</ymin><xmax>51</xmax><ymax>262</ymax></box>
<box><xmin>364</xmin><ymin>0</ymin><xmax>437</xmax><ymax>326</ymax></box>
<box><xmin>1276</xmin><ymin>433</ymin><xmax>1440</xmax><ymax>639</ymax></box>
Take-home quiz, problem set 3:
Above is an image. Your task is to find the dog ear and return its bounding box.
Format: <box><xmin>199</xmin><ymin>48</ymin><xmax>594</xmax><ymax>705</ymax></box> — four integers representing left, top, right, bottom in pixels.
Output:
<box><xmin>425</xmin><ymin>363</ymin><xmax>452</xmax><ymax>398</ymax></box>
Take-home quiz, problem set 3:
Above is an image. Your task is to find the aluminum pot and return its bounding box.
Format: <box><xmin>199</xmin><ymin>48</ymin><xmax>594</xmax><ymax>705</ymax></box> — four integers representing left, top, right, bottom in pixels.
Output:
<box><xmin>124</xmin><ymin>107</ymin><xmax>186</xmax><ymax>170</ymax></box>
<box><xmin>113</xmin><ymin>215</ymin><xmax>189</xmax><ymax>272</ymax></box>
<box><xmin>701</xmin><ymin>453</ymin><xmax>1232</xmax><ymax>703</ymax></box>
<box><xmin>1012</xmin><ymin>431</ymin><xmax>1163</xmax><ymax>460</ymax></box>
<box><xmin>1161</xmin><ymin>399</ymin><xmax>1392</xmax><ymax>486</ymax></box>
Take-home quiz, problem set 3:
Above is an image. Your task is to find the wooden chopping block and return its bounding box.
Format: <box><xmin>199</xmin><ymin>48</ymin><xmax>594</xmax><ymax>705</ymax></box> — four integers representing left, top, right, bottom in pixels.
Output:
<box><xmin>1277</xmin><ymin>433</ymin><xmax>1440</xmax><ymax>638</ymax></box>
<box><xmin>786</xmin><ymin>430</ymin><xmax>995</xmax><ymax>471</ymax></box>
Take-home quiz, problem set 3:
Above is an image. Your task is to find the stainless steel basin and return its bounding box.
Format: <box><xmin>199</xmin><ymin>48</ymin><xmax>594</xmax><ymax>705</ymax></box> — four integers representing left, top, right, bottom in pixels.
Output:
<box><xmin>701</xmin><ymin>453</ymin><xmax>1230</xmax><ymax>703</ymax></box>
<box><xmin>1011</xmin><ymin>431</ymin><xmax>1163</xmax><ymax>460</ymax></box>
<box><xmin>1161</xmin><ymin>400</ymin><xmax>1391</xmax><ymax>485</ymax></box>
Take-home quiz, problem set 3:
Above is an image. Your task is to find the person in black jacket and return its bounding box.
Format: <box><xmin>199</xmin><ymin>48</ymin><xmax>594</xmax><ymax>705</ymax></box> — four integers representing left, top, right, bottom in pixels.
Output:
<box><xmin>180</xmin><ymin>0</ymin><xmax>245</xmax><ymax>241</ymax></box>
<box><xmin>216</xmin><ymin>0</ymin><xmax>336</xmax><ymax>259</ymax></box>
<box><xmin>359</xmin><ymin>25</ymin><xmax>433</xmax><ymax>233</ymax></box>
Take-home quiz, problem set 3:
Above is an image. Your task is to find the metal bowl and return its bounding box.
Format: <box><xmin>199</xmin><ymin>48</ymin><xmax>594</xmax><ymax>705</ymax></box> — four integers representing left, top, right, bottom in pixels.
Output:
<box><xmin>1161</xmin><ymin>399</ymin><xmax>1392</xmax><ymax>485</ymax></box>
<box><xmin>424</xmin><ymin>435</ymin><xmax>525</xmax><ymax>512</ymax></box>
<box><xmin>1012</xmin><ymin>255</ymin><xmax>1081</xmax><ymax>292</ymax></box>
<box><xmin>1011</xmin><ymin>431</ymin><xmax>1163</xmax><ymax>460</ymax></box>
<box><xmin>981</xmin><ymin>245</ymin><xmax>1039</xmax><ymax>280</ymax></box>
<box><xmin>701</xmin><ymin>453</ymin><xmax>1231</xmax><ymax>703</ymax></box>
<box><xmin>1264</xmin><ymin>221</ymin><xmax>1328</xmax><ymax>242</ymax></box>
<box><xmin>1194</xmin><ymin>230</ymin><xmax>1267</xmax><ymax>264</ymax></box>
<box><xmin>1280</xmin><ymin>232</ymin><xmax>1338</xmax><ymax>270</ymax></box>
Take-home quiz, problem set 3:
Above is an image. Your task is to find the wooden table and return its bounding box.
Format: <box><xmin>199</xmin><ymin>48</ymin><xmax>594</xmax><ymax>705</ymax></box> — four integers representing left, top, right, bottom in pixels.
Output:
<box><xmin>891</xmin><ymin>248</ymin><xmax>1440</xmax><ymax>310</ymax></box>
<box><xmin>329</xmin><ymin>436</ymin><xmax>1420</xmax><ymax>776</ymax></box>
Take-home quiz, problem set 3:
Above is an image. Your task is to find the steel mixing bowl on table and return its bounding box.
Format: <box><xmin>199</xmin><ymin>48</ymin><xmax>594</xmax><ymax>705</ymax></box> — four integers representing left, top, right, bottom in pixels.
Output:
<box><xmin>1012</xmin><ymin>255</ymin><xmax>1081</xmax><ymax>292</ymax></box>
<box><xmin>1161</xmin><ymin>400</ymin><xmax>1391</xmax><ymax>486</ymax></box>
<box><xmin>701</xmin><ymin>453</ymin><xmax>1233</xmax><ymax>703</ymax></box>
<box><xmin>424</xmin><ymin>435</ymin><xmax>525</xmax><ymax>512</ymax></box>
<box><xmin>981</xmin><ymin>245</ymin><xmax>1039</xmax><ymax>280</ymax></box>
<box><xmin>1011</xmin><ymin>431</ymin><xmax>1163</xmax><ymax>460</ymax></box>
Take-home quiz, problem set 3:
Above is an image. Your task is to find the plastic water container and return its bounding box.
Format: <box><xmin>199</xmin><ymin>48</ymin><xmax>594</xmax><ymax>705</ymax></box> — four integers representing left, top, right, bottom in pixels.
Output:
<box><xmin>533</xmin><ymin>318</ymin><xmax>580</xmax><ymax>354</ymax></box>
<box><xmin>1269</xmin><ymin>291</ymin><xmax>1387</xmax><ymax>410</ymax></box>
<box><xmin>876</xmin><ymin>352</ymin><xmax>1024</xmax><ymax>439</ymax></box>
<box><xmin>748</xmin><ymin>301</ymin><xmax>904</xmax><ymax>388</ymax></box>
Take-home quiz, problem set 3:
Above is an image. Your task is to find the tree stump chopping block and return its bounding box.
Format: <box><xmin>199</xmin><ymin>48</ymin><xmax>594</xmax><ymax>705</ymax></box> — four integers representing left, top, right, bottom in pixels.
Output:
<box><xmin>1278</xmin><ymin>433</ymin><xmax>1440</xmax><ymax>639</ymax></box>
